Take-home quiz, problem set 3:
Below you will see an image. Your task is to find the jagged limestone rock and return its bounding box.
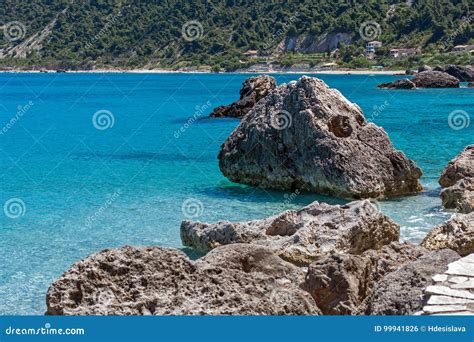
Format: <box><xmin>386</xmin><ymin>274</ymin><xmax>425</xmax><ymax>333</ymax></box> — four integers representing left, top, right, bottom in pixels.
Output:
<box><xmin>219</xmin><ymin>76</ymin><xmax>422</xmax><ymax>198</ymax></box>
<box><xmin>46</xmin><ymin>244</ymin><xmax>320</xmax><ymax>316</ymax></box>
<box><xmin>181</xmin><ymin>200</ymin><xmax>400</xmax><ymax>266</ymax></box>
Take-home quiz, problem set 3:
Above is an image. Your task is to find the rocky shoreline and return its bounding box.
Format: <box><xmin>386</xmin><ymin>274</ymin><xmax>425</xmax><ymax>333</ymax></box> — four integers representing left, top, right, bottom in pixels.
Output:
<box><xmin>45</xmin><ymin>75</ymin><xmax>473</xmax><ymax>316</ymax></box>
<box><xmin>378</xmin><ymin>65</ymin><xmax>473</xmax><ymax>89</ymax></box>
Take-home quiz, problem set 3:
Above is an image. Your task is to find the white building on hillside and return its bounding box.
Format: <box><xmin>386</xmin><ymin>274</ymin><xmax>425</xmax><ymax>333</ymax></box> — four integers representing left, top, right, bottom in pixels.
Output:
<box><xmin>366</xmin><ymin>41</ymin><xmax>383</xmax><ymax>54</ymax></box>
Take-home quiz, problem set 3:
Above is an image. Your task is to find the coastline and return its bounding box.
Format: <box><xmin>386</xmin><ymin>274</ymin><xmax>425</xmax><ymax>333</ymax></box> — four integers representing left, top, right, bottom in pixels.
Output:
<box><xmin>0</xmin><ymin>68</ymin><xmax>406</xmax><ymax>75</ymax></box>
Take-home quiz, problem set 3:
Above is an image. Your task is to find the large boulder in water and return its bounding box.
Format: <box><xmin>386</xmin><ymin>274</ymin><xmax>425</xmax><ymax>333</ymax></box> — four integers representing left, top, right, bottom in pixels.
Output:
<box><xmin>378</xmin><ymin>71</ymin><xmax>460</xmax><ymax>89</ymax></box>
<box><xmin>218</xmin><ymin>76</ymin><xmax>422</xmax><ymax>199</ymax></box>
<box><xmin>439</xmin><ymin>145</ymin><xmax>474</xmax><ymax>213</ymax></box>
<box><xmin>434</xmin><ymin>65</ymin><xmax>474</xmax><ymax>82</ymax></box>
<box><xmin>411</xmin><ymin>71</ymin><xmax>460</xmax><ymax>88</ymax></box>
<box><xmin>421</xmin><ymin>213</ymin><xmax>474</xmax><ymax>256</ymax></box>
<box><xmin>210</xmin><ymin>75</ymin><xmax>276</xmax><ymax>118</ymax></box>
<box><xmin>46</xmin><ymin>244</ymin><xmax>319</xmax><ymax>315</ymax></box>
<box><xmin>439</xmin><ymin>145</ymin><xmax>474</xmax><ymax>187</ymax></box>
<box><xmin>181</xmin><ymin>200</ymin><xmax>400</xmax><ymax>266</ymax></box>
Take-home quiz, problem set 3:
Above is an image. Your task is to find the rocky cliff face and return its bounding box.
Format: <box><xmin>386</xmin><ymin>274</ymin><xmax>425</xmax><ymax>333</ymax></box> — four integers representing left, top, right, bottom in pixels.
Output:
<box><xmin>276</xmin><ymin>32</ymin><xmax>352</xmax><ymax>54</ymax></box>
<box><xmin>219</xmin><ymin>76</ymin><xmax>422</xmax><ymax>198</ymax></box>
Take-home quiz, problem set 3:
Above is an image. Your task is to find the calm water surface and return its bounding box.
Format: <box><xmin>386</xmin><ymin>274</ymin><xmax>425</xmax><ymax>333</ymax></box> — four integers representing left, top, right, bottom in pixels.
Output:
<box><xmin>0</xmin><ymin>73</ymin><xmax>472</xmax><ymax>314</ymax></box>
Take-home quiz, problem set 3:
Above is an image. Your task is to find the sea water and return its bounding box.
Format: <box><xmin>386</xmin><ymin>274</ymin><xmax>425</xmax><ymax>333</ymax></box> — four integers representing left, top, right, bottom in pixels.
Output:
<box><xmin>0</xmin><ymin>73</ymin><xmax>472</xmax><ymax>314</ymax></box>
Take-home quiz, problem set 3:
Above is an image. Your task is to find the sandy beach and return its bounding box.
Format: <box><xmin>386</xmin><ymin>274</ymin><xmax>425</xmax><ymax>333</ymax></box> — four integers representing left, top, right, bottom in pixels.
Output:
<box><xmin>0</xmin><ymin>68</ymin><xmax>406</xmax><ymax>75</ymax></box>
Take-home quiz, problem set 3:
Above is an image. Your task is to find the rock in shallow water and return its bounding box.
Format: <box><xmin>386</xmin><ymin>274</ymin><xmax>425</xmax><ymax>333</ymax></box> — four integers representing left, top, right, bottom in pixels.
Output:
<box><xmin>434</xmin><ymin>65</ymin><xmax>474</xmax><ymax>82</ymax></box>
<box><xmin>46</xmin><ymin>244</ymin><xmax>320</xmax><ymax>315</ymax></box>
<box><xmin>378</xmin><ymin>71</ymin><xmax>460</xmax><ymax>89</ymax></box>
<box><xmin>439</xmin><ymin>145</ymin><xmax>474</xmax><ymax>188</ymax></box>
<box><xmin>439</xmin><ymin>145</ymin><xmax>474</xmax><ymax>213</ymax></box>
<box><xmin>412</xmin><ymin>71</ymin><xmax>460</xmax><ymax>88</ymax></box>
<box><xmin>209</xmin><ymin>75</ymin><xmax>276</xmax><ymax>118</ymax></box>
<box><xmin>181</xmin><ymin>200</ymin><xmax>400</xmax><ymax>266</ymax></box>
<box><xmin>218</xmin><ymin>75</ymin><xmax>422</xmax><ymax>199</ymax></box>
<box><xmin>378</xmin><ymin>78</ymin><xmax>416</xmax><ymax>89</ymax></box>
<box><xmin>441</xmin><ymin>178</ymin><xmax>474</xmax><ymax>214</ymax></box>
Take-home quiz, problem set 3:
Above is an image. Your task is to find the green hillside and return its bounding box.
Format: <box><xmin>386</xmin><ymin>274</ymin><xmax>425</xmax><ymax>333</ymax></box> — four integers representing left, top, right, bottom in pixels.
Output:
<box><xmin>0</xmin><ymin>0</ymin><xmax>472</xmax><ymax>70</ymax></box>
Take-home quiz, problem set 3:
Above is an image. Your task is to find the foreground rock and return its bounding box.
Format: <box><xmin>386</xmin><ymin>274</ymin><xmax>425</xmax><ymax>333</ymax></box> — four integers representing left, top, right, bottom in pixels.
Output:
<box><xmin>209</xmin><ymin>75</ymin><xmax>276</xmax><ymax>118</ymax></box>
<box><xmin>219</xmin><ymin>76</ymin><xmax>422</xmax><ymax>198</ymax></box>
<box><xmin>434</xmin><ymin>65</ymin><xmax>474</xmax><ymax>82</ymax></box>
<box><xmin>439</xmin><ymin>145</ymin><xmax>474</xmax><ymax>213</ymax></box>
<box><xmin>305</xmin><ymin>242</ymin><xmax>426</xmax><ymax>315</ymax></box>
<box><xmin>181</xmin><ymin>200</ymin><xmax>400</xmax><ymax>266</ymax></box>
<box><xmin>378</xmin><ymin>71</ymin><xmax>460</xmax><ymax>89</ymax></box>
<box><xmin>363</xmin><ymin>249</ymin><xmax>460</xmax><ymax>315</ymax></box>
<box><xmin>421</xmin><ymin>253</ymin><xmax>474</xmax><ymax>315</ymax></box>
<box><xmin>46</xmin><ymin>244</ymin><xmax>319</xmax><ymax>315</ymax></box>
<box><xmin>421</xmin><ymin>213</ymin><xmax>474</xmax><ymax>256</ymax></box>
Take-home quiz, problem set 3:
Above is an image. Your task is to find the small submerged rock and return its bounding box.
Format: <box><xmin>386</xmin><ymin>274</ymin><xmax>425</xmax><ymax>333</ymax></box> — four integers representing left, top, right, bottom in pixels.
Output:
<box><xmin>439</xmin><ymin>145</ymin><xmax>474</xmax><ymax>213</ymax></box>
<box><xmin>181</xmin><ymin>200</ymin><xmax>400</xmax><ymax>266</ymax></box>
<box><xmin>209</xmin><ymin>75</ymin><xmax>276</xmax><ymax>118</ymax></box>
<box><xmin>219</xmin><ymin>75</ymin><xmax>422</xmax><ymax>199</ymax></box>
<box><xmin>46</xmin><ymin>244</ymin><xmax>320</xmax><ymax>315</ymax></box>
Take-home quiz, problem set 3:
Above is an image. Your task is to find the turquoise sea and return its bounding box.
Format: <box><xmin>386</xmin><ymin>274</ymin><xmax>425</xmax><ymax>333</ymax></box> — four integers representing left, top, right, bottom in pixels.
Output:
<box><xmin>0</xmin><ymin>73</ymin><xmax>472</xmax><ymax>315</ymax></box>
